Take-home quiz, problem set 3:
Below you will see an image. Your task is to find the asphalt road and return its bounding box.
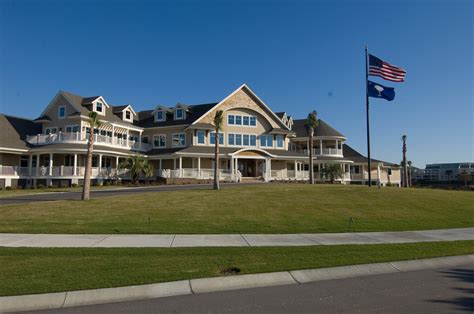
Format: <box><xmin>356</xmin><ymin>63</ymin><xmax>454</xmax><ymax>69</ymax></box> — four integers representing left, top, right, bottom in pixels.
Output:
<box><xmin>28</xmin><ymin>263</ymin><xmax>474</xmax><ymax>314</ymax></box>
<box><xmin>0</xmin><ymin>182</ymin><xmax>259</xmax><ymax>205</ymax></box>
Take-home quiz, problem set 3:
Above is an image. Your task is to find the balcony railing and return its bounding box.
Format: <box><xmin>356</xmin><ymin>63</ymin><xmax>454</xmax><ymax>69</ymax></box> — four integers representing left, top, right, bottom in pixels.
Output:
<box><xmin>0</xmin><ymin>166</ymin><xmax>132</xmax><ymax>179</ymax></box>
<box><xmin>297</xmin><ymin>148</ymin><xmax>343</xmax><ymax>157</ymax></box>
<box><xmin>26</xmin><ymin>132</ymin><xmax>152</xmax><ymax>152</ymax></box>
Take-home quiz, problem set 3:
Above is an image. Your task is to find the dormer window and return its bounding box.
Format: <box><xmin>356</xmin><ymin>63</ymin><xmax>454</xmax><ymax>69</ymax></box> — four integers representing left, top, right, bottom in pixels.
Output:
<box><xmin>125</xmin><ymin>110</ymin><xmax>131</xmax><ymax>120</ymax></box>
<box><xmin>175</xmin><ymin>108</ymin><xmax>185</xmax><ymax>120</ymax></box>
<box><xmin>95</xmin><ymin>102</ymin><xmax>104</xmax><ymax>113</ymax></box>
<box><xmin>155</xmin><ymin>110</ymin><xmax>166</xmax><ymax>122</ymax></box>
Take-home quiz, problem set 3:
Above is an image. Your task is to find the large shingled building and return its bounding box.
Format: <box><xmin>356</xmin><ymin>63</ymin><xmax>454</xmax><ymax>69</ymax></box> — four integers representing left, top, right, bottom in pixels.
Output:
<box><xmin>0</xmin><ymin>84</ymin><xmax>400</xmax><ymax>188</ymax></box>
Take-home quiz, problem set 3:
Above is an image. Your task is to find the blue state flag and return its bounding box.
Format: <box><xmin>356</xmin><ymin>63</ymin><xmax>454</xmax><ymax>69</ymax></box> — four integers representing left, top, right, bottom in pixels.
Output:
<box><xmin>367</xmin><ymin>80</ymin><xmax>395</xmax><ymax>101</ymax></box>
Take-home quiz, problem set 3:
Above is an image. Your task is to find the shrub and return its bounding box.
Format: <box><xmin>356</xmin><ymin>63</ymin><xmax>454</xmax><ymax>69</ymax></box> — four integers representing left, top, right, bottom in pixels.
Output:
<box><xmin>37</xmin><ymin>184</ymin><xmax>45</xmax><ymax>189</ymax></box>
<box><xmin>71</xmin><ymin>183</ymin><xmax>78</xmax><ymax>188</ymax></box>
<box><xmin>5</xmin><ymin>186</ymin><xmax>12</xmax><ymax>190</ymax></box>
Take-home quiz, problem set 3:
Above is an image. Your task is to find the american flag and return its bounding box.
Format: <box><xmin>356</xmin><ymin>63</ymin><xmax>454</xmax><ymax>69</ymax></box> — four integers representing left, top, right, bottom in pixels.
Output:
<box><xmin>369</xmin><ymin>54</ymin><xmax>407</xmax><ymax>82</ymax></box>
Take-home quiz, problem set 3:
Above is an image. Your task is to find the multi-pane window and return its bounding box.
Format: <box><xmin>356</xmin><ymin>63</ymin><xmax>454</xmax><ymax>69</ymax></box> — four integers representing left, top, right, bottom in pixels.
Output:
<box><xmin>210</xmin><ymin>132</ymin><xmax>224</xmax><ymax>145</ymax></box>
<box><xmin>125</xmin><ymin>110</ymin><xmax>131</xmax><ymax>120</ymax></box>
<box><xmin>196</xmin><ymin>130</ymin><xmax>206</xmax><ymax>144</ymax></box>
<box><xmin>175</xmin><ymin>108</ymin><xmax>184</xmax><ymax>120</ymax></box>
<box><xmin>227</xmin><ymin>133</ymin><xmax>257</xmax><ymax>147</ymax></box>
<box><xmin>153</xmin><ymin>135</ymin><xmax>166</xmax><ymax>148</ymax></box>
<box><xmin>58</xmin><ymin>106</ymin><xmax>65</xmax><ymax>119</ymax></box>
<box><xmin>235</xmin><ymin>115</ymin><xmax>242</xmax><ymax>125</ymax></box>
<box><xmin>142</xmin><ymin>136</ymin><xmax>149</xmax><ymax>144</ymax></box>
<box><xmin>96</xmin><ymin>102</ymin><xmax>103</xmax><ymax>113</ymax></box>
<box><xmin>172</xmin><ymin>133</ymin><xmax>186</xmax><ymax>147</ymax></box>
<box><xmin>260</xmin><ymin>135</ymin><xmax>273</xmax><ymax>148</ymax></box>
<box><xmin>276</xmin><ymin>135</ymin><xmax>284</xmax><ymax>148</ymax></box>
<box><xmin>65</xmin><ymin>125</ymin><xmax>79</xmax><ymax>133</ymax></box>
<box><xmin>235</xmin><ymin>134</ymin><xmax>242</xmax><ymax>146</ymax></box>
<box><xmin>45</xmin><ymin>127</ymin><xmax>58</xmax><ymax>134</ymax></box>
<box><xmin>227</xmin><ymin>114</ymin><xmax>257</xmax><ymax>127</ymax></box>
<box><xmin>228</xmin><ymin>133</ymin><xmax>235</xmax><ymax>146</ymax></box>
<box><xmin>249</xmin><ymin>116</ymin><xmax>257</xmax><ymax>126</ymax></box>
<box><xmin>250</xmin><ymin>134</ymin><xmax>257</xmax><ymax>146</ymax></box>
<box><xmin>155</xmin><ymin>111</ymin><xmax>165</xmax><ymax>122</ymax></box>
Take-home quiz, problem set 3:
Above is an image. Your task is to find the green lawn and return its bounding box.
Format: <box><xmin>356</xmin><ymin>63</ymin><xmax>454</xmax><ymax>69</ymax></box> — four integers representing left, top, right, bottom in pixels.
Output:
<box><xmin>0</xmin><ymin>184</ymin><xmax>473</xmax><ymax>234</ymax></box>
<box><xmin>1</xmin><ymin>241</ymin><xmax>473</xmax><ymax>296</ymax></box>
<box><xmin>0</xmin><ymin>185</ymin><xmax>138</xmax><ymax>198</ymax></box>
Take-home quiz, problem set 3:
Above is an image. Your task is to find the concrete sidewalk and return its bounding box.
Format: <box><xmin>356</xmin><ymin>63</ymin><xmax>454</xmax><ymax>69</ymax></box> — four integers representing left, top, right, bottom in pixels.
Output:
<box><xmin>1</xmin><ymin>227</ymin><xmax>473</xmax><ymax>248</ymax></box>
<box><xmin>1</xmin><ymin>255</ymin><xmax>473</xmax><ymax>313</ymax></box>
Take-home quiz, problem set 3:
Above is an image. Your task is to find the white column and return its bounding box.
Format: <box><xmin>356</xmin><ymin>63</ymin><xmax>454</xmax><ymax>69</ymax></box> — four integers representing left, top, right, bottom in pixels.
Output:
<box><xmin>294</xmin><ymin>160</ymin><xmax>298</xmax><ymax>179</ymax></box>
<box><xmin>266</xmin><ymin>158</ymin><xmax>272</xmax><ymax>181</ymax></box>
<box><xmin>112</xmin><ymin>125</ymin><xmax>115</xmax><ymax>145</ymax></box>
<box><xmin>49</xmin><ymin>153</ymin><xmax>53</xmax><ymax>176</ymax></box>
<box><xmin>36</xmin><ymin>154</ymin><xmax>40</xmax><ymax>176</ymax></box>
<box><xmin>159</xmin><ymin>159</ymin><xmax>163</xmax><ymax>170</ymax></box>
<box><xmin>116</xmin><ymin>156</ymin><xmax>119</xmax><ymax>168</ymax></box>
<box><xmin>377</xmin><ymin>163</ymin><xmax>381</xmax><ymax>181</ymax></box>
<box><xmin>73</xmin><ymin>154</ymin><xmax>78</xmax><ymax>176</ymax></box>
<box><xmin>98</xmin><ymin>154</ymin><xmax>103</xmax><ymax>169</ymax></box>
<box><xmin>230</xmin><ymin>157</ymin><xmax>234</xmax><ymax>174</ymax></box>
<box><xmin>320</xmin><ymin>139</ymin><xmax>323</xmax><ymax>155</ymax></box>
<box><xmin>197</xmin><ymin>157</ymin><xmax>201</xmax><ymax>178</ymax></box>
<box><xmin>28</xmin><ymin>154</ymin><xmax>33</xmax><ymax>176</ymax></box>
<box><xmin>139</xmin><ymin>132</ymin><xmax>142</xmax><ymax>150</ymax></box>
<box><xmin>126</xmin><ymin>130</ymin><xmax>130</xmax><ymax>147</ymax></box>
<box><xmin>179</xmin><ymin>156</ymin><xmax>183</xmax><ymax>177</ymax></box>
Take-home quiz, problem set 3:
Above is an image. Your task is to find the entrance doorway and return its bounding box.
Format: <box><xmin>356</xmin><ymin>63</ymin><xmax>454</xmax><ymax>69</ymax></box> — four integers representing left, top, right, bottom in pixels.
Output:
<box><xmin>237</xmin><ymin>159</ymin><xmax>264</xmax><ymax>177</ymax></box>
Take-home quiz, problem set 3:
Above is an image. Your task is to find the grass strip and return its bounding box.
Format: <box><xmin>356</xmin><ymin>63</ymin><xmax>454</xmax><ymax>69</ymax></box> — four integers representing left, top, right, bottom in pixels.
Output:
<box><xmin>1</xmin><ymin>240</ymin><xmax>473</xmax><ymax>296</ymax></box>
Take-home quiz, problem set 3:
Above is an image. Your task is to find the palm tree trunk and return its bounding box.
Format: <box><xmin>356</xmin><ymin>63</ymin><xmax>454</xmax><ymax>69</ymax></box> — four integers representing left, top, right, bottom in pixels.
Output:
<box><xmin>82</xmin><ymin>132</ymin><xmax>94</xmax><ymax>200</ymax></box>
<box><xmin>213</xmin><ymin>130</ymin><xmax>220</xmax><ymax>190</ymax></box>
<box><xmin>309</xmin><ymin>130</ymin><xmax>314</xmax><ymax>184</ymax></box>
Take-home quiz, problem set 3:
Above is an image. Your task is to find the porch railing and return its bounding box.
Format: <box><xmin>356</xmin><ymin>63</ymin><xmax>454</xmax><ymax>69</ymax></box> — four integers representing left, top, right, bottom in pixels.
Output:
<box><xmin>25</xmin><ymin>132</ymin><xmax>152</xmax><ymax>152</ymax></box>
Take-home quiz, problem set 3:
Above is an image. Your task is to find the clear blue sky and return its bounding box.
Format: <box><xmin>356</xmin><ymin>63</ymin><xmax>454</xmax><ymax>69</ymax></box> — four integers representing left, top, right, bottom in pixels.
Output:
<box><xmin>0</xmin><ymin>0</ymin><xmax>472</xmax><ymax>167</ymax></box>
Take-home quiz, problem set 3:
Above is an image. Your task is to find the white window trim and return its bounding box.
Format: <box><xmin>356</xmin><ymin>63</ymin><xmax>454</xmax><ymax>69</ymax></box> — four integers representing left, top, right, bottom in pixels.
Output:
<box><xmin>259</xmin><ymin>134</ymin><xmax>274</xmax><ymax>148</ymax></box>
<box><xmin>94</xmin><ymin>101</ymin><xmax>105</xmax><ymax>116</ymax></box>
<box><xmin>226</xmin><ymin>113</ymin><xmax>257</xmax><ymax>128</ymax></box>
<box><xmin>209</xmin><ymin>131</ymin><xmax>225</xmax><ymax>146</ymax></box>
<box><xmin>276</xmin><ymin>135</ymin><xmax>285</xmax><ymax>149</ymax></box>
<box><xmin>227</xmin><ymin>133</ymin><xmax>257</xmax><ymax>148</ymax></box>
<box><xmin>58</xmin><ymin>106</ymin><xmax>66</xmax><ymax>119</ymax></box>
<box><xmin>65</xmin><ymin>124</ymin><xmax>79</xmax><ymax>133</ymax></box>
<box><xmin>154</xmin><ymin>110</ymin><xmax>166</xmax><ymax>122</ymax></box>
<box><xmin>195</xmin><ymin>130</ymin><xmax>206</xmax><ymax>146</ymax></box>
<box><xmin>174</xmin><ymin>108</ymin><xmax>186</xmax><ymax>120</ymax></box>
<box><xmin>172</xmin><ymin>133</ymin><xmax>186</xmax><ymax>147</ymax></box>
<box><xmin>45</xmin><ymin>127</ymin><xmax>58</xmax><ymax>134</ymax></box>
<box><xmin>123</xmin><ymin>110</ymin><xmax>133</xmax><ymax>122</ymax></box>
<box><xmin>153</xmin><ymin>134</ymin><xmax>167</xmax><ymax>149</ymax></box>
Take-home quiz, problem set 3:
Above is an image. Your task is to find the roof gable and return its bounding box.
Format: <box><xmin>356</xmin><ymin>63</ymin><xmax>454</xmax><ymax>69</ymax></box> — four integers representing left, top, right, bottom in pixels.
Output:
<box><xmin>192</xmin><ymin>84</ymin><xmax>289</xmax><ymax>130</ymax></box>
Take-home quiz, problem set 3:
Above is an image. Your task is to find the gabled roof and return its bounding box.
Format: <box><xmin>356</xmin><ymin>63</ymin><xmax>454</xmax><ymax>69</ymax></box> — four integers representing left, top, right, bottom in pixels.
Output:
<box><xmin>136</xmin><ymin>103</ymin><xmax>217</xmax><ymax>128</ymax></box>
<box><xmin>0</xmin><ymin>114</ymin><xmax>42</xmax><ymax>150</ymax></box>
<box><xmin>292</xmin><ymin>119</ymin><xmax>345</xmax><ymax>138</ymax></box>
<box><xmin>191</xmin><ymin>84</ymin><xmax>290</xmax><ymax>130</ymax></box>
<box><xmin>275</xmin><ymin>112</ymin><xmax>286</xmax><ymax>119</ymax></box>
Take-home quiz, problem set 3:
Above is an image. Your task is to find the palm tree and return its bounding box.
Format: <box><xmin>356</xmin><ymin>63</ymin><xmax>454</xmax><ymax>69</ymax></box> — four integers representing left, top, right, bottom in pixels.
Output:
<box><xmin>307</xmin><ymin>111</ymin><xmax>319</xmax><ymax>184</ymax></box>
<box><xmin>82</xmin><ymin>111</ymin><xmax>102</xmax><ymax>201</ymax></box>
<box><xmin>401</xmin><ymin>135</ymin><xmax>408</xmax><ymax>188</ymax></box>
<box><xmin>321</xmin><ymin>164</ymin><xmax>344</xmax><ymax>183</ymax></box>
<box><xmin>118</xmin><ymin>155</ymin><xmax>154</xmax><ymax>184</ymax></box>
<box><xmin>213</xmin><ymin>110</ymin><xmax>224</xmax><ymax>190</ymax></box>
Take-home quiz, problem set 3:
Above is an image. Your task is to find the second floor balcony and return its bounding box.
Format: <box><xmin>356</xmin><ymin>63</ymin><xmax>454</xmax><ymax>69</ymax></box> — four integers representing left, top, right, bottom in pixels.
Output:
<box><xmin>297</xmin><ymin>147</ymin><xmax>343</xmax><ymax>157</ymax></box>
<box><xmin>26</xmin><ymin>132</ymin><xmax>152</xmax><ymax>152</ymax></box>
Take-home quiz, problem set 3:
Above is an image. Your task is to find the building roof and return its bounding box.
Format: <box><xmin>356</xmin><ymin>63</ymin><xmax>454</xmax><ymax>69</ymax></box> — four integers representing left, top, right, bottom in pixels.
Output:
<box><xmin>275</xmin><ymin>112</ymin><xmax>286</xmax><ymax>119</ymax></box>
<box><xmin>136</xmin><ymin>103</ymin><xmax>217</xmax><ymax>128</ymax></box>
<box><xmin>0</xmin><ymin>114</ymin><xmax>42</xmax><ymax>150</ymax></box>
<box><xmin>147</xmin><ymin>146</ymin><xmax>307</xmax><ymax>158</ymax></box>
<box><xmin>343</xmin><ymin>144</ymin><xmax>399</xmax><ymax>167</ymax></box>
<box><xmin>60</xmin><ymin>91</ymin><xmax>138</xmax><ymax>127</ymax></box>
<box><xmin>292</xmin><ymin>119</ymin><xmax>345</xmax><ymax>138</ymax></box>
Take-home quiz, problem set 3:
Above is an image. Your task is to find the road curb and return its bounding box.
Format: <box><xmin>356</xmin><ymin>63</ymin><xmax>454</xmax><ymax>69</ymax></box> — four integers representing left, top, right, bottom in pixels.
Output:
<box><xmin>1</xmin><ymin>255</ymin><xmax>473</xmax><ymax>313</ymax></box>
